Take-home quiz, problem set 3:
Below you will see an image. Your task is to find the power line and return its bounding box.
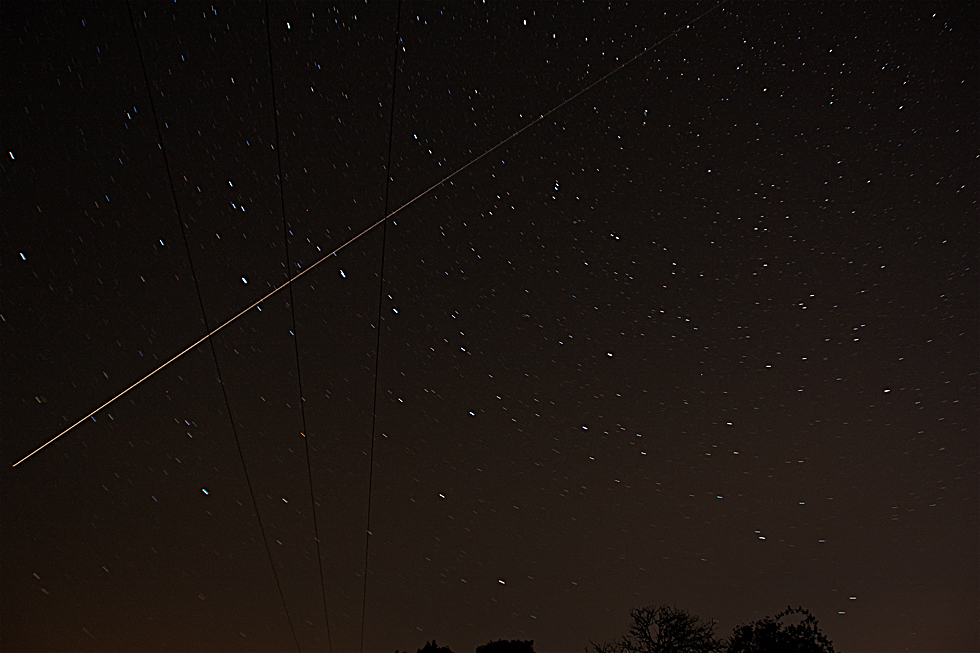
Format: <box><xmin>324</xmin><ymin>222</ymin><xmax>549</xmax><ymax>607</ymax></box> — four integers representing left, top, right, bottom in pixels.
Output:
<box><xmin>12</xmin><ymin>0</ymin><xmax>728</xmax><ymax>469</ymax></box>
<box><xmin>264</xmin><ymin>1</ymin><xmax>333</xmax><ymax>650</ymax></box>
<box><xmin>125</xmin><ymin>4</ymin><xmax>301</xmax><ymax>651</ymax></box>
<box><xmin>361</xmin><ymin>4</ymin><xmax>402</xmax><ymax>650</ymax></box>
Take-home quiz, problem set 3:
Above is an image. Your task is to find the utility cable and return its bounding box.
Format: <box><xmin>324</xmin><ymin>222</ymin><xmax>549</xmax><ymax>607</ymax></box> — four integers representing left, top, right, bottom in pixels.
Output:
<box><xmin>264</xmin><ymin>1</ymin><xmax>333</xmax><ymax>650</ymax></box>
<box><xmin>125</xmin><ymin>4</ymin><xmax>301</xmax><ymax>651</ymax></box>
<box><xmin>360</xmin><ymin>4</ymin><xmax>402</xmax><ymax>650</ymax></box>
<box><xmin>13</xmin><ymin>0</ymin><xmax>728</xmax><ymax>469</ymax></box>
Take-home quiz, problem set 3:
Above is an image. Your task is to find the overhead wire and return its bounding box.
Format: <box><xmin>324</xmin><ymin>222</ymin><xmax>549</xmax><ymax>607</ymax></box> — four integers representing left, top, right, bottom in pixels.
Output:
<box><xmin>13</xmin><ymin>0</ymin><xmax>729</xmax><ymax>470</ymax></box>
<box><xmin>263</xmin><ymin>2</ymin><xmax>333</xmax><ymax>651</ymax></box>
<box><xmin>124</xmin><ymin>3</ymin><xmax>301</xmax><ymax>651</ymax></box>
<box><xmin>360</xmin><ymin>3</ymin><xmax>402</xmax><ymax>650</ymax></box>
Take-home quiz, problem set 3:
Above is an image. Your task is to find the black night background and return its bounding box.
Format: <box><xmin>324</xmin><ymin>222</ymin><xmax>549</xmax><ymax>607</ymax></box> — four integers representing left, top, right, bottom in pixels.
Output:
<box><xmin>1</xmin><ymin>2</ymin><xmax>976</xmax><ymax>652</ymax></box>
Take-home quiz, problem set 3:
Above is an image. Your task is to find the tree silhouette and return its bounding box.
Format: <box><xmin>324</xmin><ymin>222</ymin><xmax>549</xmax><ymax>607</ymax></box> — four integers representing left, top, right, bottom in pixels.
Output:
<box><xmin>726</xmin><ymin>607</ymin><xmax>835</xmax><ymax>653</ymax></box>
<box><xmin>394</xmin><ymin>604</ymin><xmax>833</xmax><ymax>653</ymax></box>
<box><xmin>476</xmin><ymin>639</ymin><xmax>536</xmax><ymax>653</ymax></box>
<box><xmin>414</xmin><ymin>641</ymin><xmax>454</xmax><ymax>653</ymax></box>
<box><xmin>588</xmin><ymin>605</ymin><xmax>723</xmax><ymax>653</ymax></box>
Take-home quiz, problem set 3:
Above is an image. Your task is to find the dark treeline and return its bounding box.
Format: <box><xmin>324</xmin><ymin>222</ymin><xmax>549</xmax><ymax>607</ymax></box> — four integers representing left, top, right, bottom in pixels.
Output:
<box><xmin>399</xmin><ymin>640</ymin><xmax>536</xmax><ymax>653</ymax></box>
<box><xmin>396</xmin><ymin>605</ymin><xmax>835</xmax><ymax>653</ymax></box>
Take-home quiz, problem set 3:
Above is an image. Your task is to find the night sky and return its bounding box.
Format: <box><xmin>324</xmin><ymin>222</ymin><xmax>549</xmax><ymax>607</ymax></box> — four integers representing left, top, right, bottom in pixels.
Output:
<box><xmin>2</xmin><ymin>2</ymin><xmax>977</xmax><ymax>652</ymax></box>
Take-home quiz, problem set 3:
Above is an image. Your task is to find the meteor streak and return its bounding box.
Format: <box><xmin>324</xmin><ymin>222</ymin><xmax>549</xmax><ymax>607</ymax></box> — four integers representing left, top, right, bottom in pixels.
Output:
<box><xmin>12</xmin><ymin>0</ymin><xmax>727</xmax><ymax>468</ymax></box>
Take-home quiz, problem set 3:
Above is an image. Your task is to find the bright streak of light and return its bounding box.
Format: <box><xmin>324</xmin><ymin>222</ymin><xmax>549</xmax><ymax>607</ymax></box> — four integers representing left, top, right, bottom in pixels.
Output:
<box><xmin>12</xmin><ymin>0</ymin><xmax>729</xmax><ymax>468</ymax></box>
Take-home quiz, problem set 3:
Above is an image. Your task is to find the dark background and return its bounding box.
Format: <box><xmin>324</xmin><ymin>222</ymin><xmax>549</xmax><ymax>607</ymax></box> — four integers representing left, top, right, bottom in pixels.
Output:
<box><xmin>2</xmin><ymin>2</ymin><xmax>976</xmax><ymax>652</ymax></box>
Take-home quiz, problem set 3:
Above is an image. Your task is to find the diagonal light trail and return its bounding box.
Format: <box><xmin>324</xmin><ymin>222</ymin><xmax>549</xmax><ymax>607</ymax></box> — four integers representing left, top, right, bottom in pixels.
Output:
<box><xmin>12</xmin><ymin>0</ymin><xmax>728</xmax><ymax>468</ymax></box>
